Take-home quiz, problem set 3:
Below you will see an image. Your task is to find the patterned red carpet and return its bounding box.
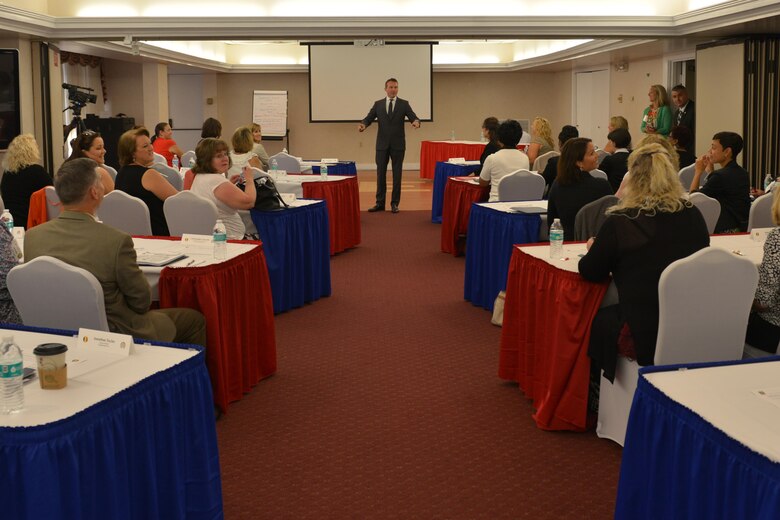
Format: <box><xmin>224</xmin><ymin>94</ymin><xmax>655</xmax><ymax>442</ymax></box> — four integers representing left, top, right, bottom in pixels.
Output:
<box><xmin>216</xmin><ymin>210</ymin><xmax>622</xmax><ymax>519</ymax></box>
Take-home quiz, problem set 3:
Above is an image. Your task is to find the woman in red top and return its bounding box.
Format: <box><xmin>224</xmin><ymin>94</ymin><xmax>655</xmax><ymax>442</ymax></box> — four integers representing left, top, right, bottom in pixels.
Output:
<box><xmin>151</xmin><ymin>122</ymin><xmax>184</xmax><ymax>167</ymax></box>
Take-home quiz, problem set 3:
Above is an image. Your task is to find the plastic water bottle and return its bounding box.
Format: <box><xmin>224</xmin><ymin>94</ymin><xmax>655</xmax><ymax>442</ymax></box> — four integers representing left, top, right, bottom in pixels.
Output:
<box><xmin>172</xmin><ymin>156</ymin><xmax>179</xmax><ymax>170</ymax></box>
<box><xmin>1</xmin><ymin>209</ymin><xmax>13</xmax><ymax>232</ymax></box>
<box><xmin>270</xmin><ymin>158</ymin><xmax>278</xmax><ymax>172</ymax></box>
<box><xmin>764</xmin><ymin>174</ymin><xmax>774</xmax><ymax>191</ymax></box>
<box><xmin>213</xmin><ymin>220</ymin><xmax>227</xmax><ymax>260</ymax></box>
<box><xmin>549</xmin><ymin>218</ymin><xmax>564</xmax><ymax>259</ymax></box>
<box><xmin>321</xmin><ymin>164</ymin><xmax>328</xmax><ymax>181</ymax></box>
<box><xmin>0</xmin><ymin>336</ymin><xmax>24</xmax><ymax>414</ymax></box>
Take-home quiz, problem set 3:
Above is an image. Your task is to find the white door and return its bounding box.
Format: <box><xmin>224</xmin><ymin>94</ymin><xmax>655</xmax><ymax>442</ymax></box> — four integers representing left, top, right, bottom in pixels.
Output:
<box><xmin>168</xmin><ymin>74</ymin><xmax>204</xmax><ymax>154</ymax></box>
<box><xmin>575</xmin><ymin>69</ymin><xmax>609</xmax><ymax>149</ymax></box>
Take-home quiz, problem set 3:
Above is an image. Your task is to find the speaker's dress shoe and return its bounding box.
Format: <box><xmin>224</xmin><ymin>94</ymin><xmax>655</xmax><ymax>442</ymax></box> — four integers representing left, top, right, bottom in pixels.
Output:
<box><xmin>368</xmin><ymin>205</ymin><xmax>385</xmax><ymax>212</ymax></box>
<box><xmin>391</xmin><ymin>204</ymin><xmax>399</xmax><ymax>213</ymax></box>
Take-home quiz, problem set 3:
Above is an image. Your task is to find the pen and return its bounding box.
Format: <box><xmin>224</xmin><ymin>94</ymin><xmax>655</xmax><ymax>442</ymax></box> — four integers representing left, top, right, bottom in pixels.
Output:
<box><xmin>185</xmin><ymin>259</ymin><xmax>195</xmax><ymax>266</ymax></box>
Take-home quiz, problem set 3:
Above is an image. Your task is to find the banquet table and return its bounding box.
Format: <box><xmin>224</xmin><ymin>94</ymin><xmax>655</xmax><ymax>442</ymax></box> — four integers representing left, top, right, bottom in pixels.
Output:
<box><xmin>431</xmin><ymin>161</ymin><xmax>480</xmax><ymax>223</ymax></box>
<box><xmin>616</xmin><ymin>358</ymin><xmax>780</xmax><ymax>519</ymax></box>
<box><xmin>419</xmin><ymin>140</ymin><xmax>528</xmax><ymax>179</ymax></box>
<box><xmin>498</xmin><ymin>234</ymin><xmax>763</xmax><ymax>431</ymax></box>
<box><xmin>305</xmin><ymin>161</ymin><xmax>358</xmax><ymax>176</ymax></box>
<box><xmin>0</xmin><ymin>324</ymin><xmax>222</xmax><ymax>520</ymax></box>
<box><xmin>440</xmin><ymin>177</ymin><xmax>489</xmax><ymax>255</ymax></box>
<box><xmin>273</xmin><ymin>174</ymin><xmax>361</xmax><ymax>254</ymax></box>
<box><xmin>463</xmin><ymin>202</ymin><xmax>543</xmax><ymax>311</ymax></box>
<box><xmin>250</xmin><ymin>200</ymin><xmax>332</xmax><ymax>314</ymax></box>
<box><xmin>146</xmin><ymin>238</ymin><xmax>278</xmax><ymax>413</ymax></box>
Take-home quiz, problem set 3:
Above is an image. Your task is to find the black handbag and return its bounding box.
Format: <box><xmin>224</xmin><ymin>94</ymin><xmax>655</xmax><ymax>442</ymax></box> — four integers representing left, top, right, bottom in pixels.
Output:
<box><xmin>239</xmin><ymin>176</ymin><xmax>289</xmax><ymax>211</ymax></box>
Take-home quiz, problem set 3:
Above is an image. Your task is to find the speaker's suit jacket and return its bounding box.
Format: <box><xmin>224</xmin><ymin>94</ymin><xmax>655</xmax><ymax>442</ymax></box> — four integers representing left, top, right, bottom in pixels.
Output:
<box><xmin>361</xmin><ymin>97</ymin><xmax>419</xmax><ymax>151</ymax></box>
<box><xmin>24</xmin><ymin>211</ymin><xmax>174</xmax><ymax>340</ymax></box>
<box><xmin>673</xmin><ymin>100</ymin><xmax>695</xmax><ymax>134</ymax></box>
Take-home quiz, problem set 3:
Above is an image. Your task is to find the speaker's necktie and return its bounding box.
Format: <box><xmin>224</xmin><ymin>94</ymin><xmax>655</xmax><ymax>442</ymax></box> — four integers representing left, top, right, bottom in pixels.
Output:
<box><xmin>389</xmin><ymin>99</ymin><xmax>394</xmax><ymax>116</ymax></box>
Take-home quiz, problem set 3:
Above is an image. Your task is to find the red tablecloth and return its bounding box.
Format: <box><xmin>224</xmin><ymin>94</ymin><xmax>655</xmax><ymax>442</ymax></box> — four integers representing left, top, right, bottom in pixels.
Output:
<box><xmin>301</xmin><ymin>176</ymin><xmax>361</xmax><ymax>255</ymax></box>
<box><xmin>440</xmin><ymin>177</ymin><xmax>488</xmax><ymax>256</ymax></box>
<box><xmin>419</xmin><ymin>141</ymin><xmax>529</xmax><ymax>179</ymax></box>
<box><xmin>158</xmin><ymin>240</ymin><xmax>277</xmax><ymax>413</ymax></box>
<box><xmin>498</xmin><ymin>247</ymin><xmax>608</xmax><ymax>431</ymax></box>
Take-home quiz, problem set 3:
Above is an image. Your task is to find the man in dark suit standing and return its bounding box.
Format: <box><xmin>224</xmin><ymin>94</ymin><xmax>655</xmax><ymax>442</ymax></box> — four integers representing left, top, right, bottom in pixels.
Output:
<box><xmin>672</xmin><ymin>84</ymin><xmax>695</xmax><ymax>149</ymax></box>
<box><xmin>358</xmin><ymin>78</ymin><xmax>420</xmax><ymax>213</ymax></box>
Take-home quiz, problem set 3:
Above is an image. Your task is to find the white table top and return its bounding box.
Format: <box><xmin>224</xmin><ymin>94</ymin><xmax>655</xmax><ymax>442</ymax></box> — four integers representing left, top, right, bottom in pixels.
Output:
<box><xmin>476</xmin><ymin>200</ymin><xmax>548</xmax><ymax>214</ymax></box>
<box><xmin>0</xmin><ymin>329</ymin><xmax>196</xmax><ymax>428</ymax></box>
<box><xmin>518</xmin><ymin>233</ymin><xmax>764</xmax><ymax>274</ymax></box>
<box><xmin>645</xmin><ymin>360</ymin><xmax>780</xmax><ymax>463</ymax></box>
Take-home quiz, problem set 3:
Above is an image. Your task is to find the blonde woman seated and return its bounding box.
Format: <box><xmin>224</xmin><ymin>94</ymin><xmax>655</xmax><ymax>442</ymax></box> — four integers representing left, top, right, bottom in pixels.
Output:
<box><xmin>579</xmin><ymin>143</ymin><xmax>709</xmax><ymax>382</ymax></box>
<box><xmin>190</xmin><ymin>138</ymin><xmax>258</xmax><ymax>240</ymax></box>
<box><xmin>228</xmin><ymin>126</ymin><xmax>263</xmax><ymax>179</ymax></box>
<box><xmin>526</xmin><ymin>116</ymin><xmax>555</xmax><ymax>166</ymax></box>
<box><xmin>66</xmin><ymin>130</ymin><xmax>115</xmax><ymax>194</ymax></box>
<box><xmin>614</xmin><ymin>134</ymin><xmax>679</xmax><ymax>198</ymax></box>
<box><xmin>250</xmin><ymin>123</ymin><xmax>271</xmax><ymax>170</ymax></box>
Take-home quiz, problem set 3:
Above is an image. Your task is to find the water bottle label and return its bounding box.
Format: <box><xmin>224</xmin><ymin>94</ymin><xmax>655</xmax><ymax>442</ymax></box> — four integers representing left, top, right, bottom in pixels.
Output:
<box><xmin>0</xmin><ymin>362</ymin><xmax>22</xmax><ymax>378</ymax></box>
<box><xmin>550</xmin><ymin>230</ymin><xmax>563</xmax><ymax>241</ymax></box>
<box><xmin>213</xmin><ymin>232</ymin><xmax>227</xmax><ymax>243</ymax></box>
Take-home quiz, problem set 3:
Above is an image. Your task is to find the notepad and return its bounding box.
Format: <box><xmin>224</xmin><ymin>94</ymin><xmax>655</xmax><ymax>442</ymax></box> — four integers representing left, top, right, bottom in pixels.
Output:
<box><xmin>511</xmin><ymin>206</ymin><xmax>547</xmax><ymax>214</ymax></box>
<box><xmin>136</xmin><ymin>253</ymin><xmax>187</xmax><ymax>267</ymax></box>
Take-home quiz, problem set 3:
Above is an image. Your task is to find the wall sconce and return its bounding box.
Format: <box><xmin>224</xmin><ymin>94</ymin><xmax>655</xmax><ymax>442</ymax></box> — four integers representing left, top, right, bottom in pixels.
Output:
<box><xmin>615</xmin><ymin>61</ymin><xmax>629</xmax><ymax>72</ymax></box>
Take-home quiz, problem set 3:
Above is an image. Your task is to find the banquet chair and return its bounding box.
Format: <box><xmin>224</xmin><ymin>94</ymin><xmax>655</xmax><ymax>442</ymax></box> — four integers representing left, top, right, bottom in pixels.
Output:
<box><xmin>153</xmin><ymin>152</ymin><xmax>167</xmax><ymax>165</ymax></box>
<box><xmin>180</xmin><ymin>150</ymin><xmax>196</xmax><ymax>168</ymax></box>
<box><xmin>164</xmin><ymin>191</ymin><xmax>218</xmax><ymax>236</ymax></box>
<box><xmin>532</xmin><ymin>150</ymin><xmax>559</xmax><ymax>173</ymax></box>
<box><xmin>152</xmin><ymin>163</ymin><xmax>183</xmax><ymax>191</ymax></box>
<box><xmin>103</xmin><ymin>164</ymin><xmax>118</xmax><ymax>181</ymax></box>
<box><xmin>8</xmin><ymin>256</ymin><xmax>109</xmax><ymax>331</ymax></box>
<box><xmin>589</xmin><ymin>169</ymin><xmax>608</xmax><ymax>181</ymax></box>
<box><xmin>748</xmin><ymin>193</ymin><xmax>774</xmax><ymax>231</ymax></box>
<box><xmin>97</xmin><ymin>190</ymin><xmax>153</xmax><ymax>236</ymax></box>
<box><xmin>45</xmin><ymin>186</ymin><xmax>61</xmax><ymax>220</ymax></box>
<box><xmin>574</xmin><ymin>195</ymin><xmax>619</xmax><ymax>241</ymax></box>
<box><xmin>677</xmin><ymin>164</ymin><xmax>709</xmax><ymax>191</ymax></box>
<box><xmin>597</xmin><ymin>247</ymin><xmax>757</xmax><ymax>446</ymax></box>
<box><xmin>269</xmin><ymin>152</ymin><xmax>302</xmax><ymax>173</ymax></box>
<box><xmin>743</xmin><ymin>339</ymin><xmax>780</xmax><ymax>359</ymax></box>
<box><xmin>596</xmin><ymin>148</ymin><xmax>610</xmax><ymax>165</ymax></box>
<box><xmin>689</xmin><ymin>192</ymin><xmax>721</xmax><ymax>234</ymax></box>
<box><xmin>497</xmin><ymin>170</ymin><xmax>545</xmax><ymax>201</ymax></box>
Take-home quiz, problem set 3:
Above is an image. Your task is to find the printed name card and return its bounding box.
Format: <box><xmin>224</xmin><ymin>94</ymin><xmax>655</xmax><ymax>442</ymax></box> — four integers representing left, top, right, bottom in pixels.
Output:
<box><xmin>751</xmin><ymin>228</ymin><xmax>772</xmax><ymax>242</ymax></box>
<box><xmin>281</xmin><ymin>193</ymin><xmax>296</xmax><ymax>205</ymax></box>
<box><xmin>448</xmin><ymin>157</ymin><xmax>466</xmax><ymax>164</ymax></box>
<box><xmin>181</xmin><ymin>234</ymin><xmax>214</xmax><ymax>254</ymax></box>
<box><xmin>321</xmin><ymin>158</ymin><xmax>338</xmax><ymax>163</ymax></box>
<box><xmin>78</xmin><ymin>328</ymin><xmax>134</xmax><ymax>357</ymax></box>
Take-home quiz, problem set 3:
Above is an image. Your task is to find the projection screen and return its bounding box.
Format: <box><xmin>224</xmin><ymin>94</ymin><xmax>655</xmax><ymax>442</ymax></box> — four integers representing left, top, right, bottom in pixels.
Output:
<box><xmin>308</xmin><ymin>43</ymin><xmax>433</xmax><ymax>122</ymax></box>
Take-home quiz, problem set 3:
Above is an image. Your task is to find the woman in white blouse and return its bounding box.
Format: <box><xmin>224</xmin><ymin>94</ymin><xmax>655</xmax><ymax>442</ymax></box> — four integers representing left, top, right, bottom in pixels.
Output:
<box><xmin>190</xmin><ymin>138</ymin><xmax>257</xmax><ymax>239</ymax></box>
<box><xmin>746</xmin><ymin>188</ymin><xmax>780</xmax><ymax>353</ymax></box>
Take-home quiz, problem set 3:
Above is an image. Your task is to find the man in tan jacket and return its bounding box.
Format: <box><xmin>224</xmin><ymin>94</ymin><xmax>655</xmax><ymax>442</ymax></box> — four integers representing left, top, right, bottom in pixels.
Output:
<box><xmin>24</xmin><ymin>158</ymin><xmax>206</xmax><ymax>346</ymax></box>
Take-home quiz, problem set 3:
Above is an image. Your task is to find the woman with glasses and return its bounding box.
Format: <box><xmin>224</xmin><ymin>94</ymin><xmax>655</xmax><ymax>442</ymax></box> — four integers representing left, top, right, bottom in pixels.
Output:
<box><xmin>190</xmin><ymin>138</ymin><xmax>257</xmax><ymax>239</ymax></box>
<box><xmin>66</xmin><ymin>130</ymin><xmax>115</xmax><ymax>193</ymax></box>
<box><xmin>0</xmin><ymin>134</ymin><xmax>52</xmax><ymax>227</ymax></box>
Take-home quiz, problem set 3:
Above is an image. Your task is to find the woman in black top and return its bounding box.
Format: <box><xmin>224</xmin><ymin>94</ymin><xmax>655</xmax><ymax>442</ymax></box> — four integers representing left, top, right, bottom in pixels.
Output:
<box><xmin>0</xmin><ymin>134</ymin><xmax>52</xmax><ymax>226</ymax></box>
<box><xmin>579</xmin><ymin>142</ymin><xmax>710</xmax><ymax>381</ymax></box>
<box><xmin>547</xmin><ymin>137</ymin><xmax>613</xmax><ymax>240</ymax></box>
<box><xmin>114</xmin><ymin>127</ymin><xmax>178</xmax><ymax>236</ymax></box>
<box><xmin>670</xmin><ymin>125</ymin><xmax>696</xmax><ymax>168</ymax></box>
<box><xmin>476</xmin><ymin>116</ymin><xmax>501</xmax><ymax>175</ymax></box>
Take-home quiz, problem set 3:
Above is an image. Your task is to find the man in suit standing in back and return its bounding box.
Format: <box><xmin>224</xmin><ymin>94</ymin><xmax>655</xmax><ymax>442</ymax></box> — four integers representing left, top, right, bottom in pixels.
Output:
<box><xmin>358</xmin><ymin>78</ymin><xmax>421</xmax><ymax>213</ymax></box>
<box><xmin>672</xmin><ymin>84</ymin><xmax>696</xmax><ymax>150</ymax></box>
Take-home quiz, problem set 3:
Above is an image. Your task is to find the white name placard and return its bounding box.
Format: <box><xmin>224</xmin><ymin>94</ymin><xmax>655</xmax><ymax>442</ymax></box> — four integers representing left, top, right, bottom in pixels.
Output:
<box><xmin>78</xmin><ymin>328</ymin><xmax>134</xmax><ymax>357</ymax></box>
<box><xmin>181</xmin><ymin>234</ymin><xmax>214</xmax><ymax>254</ymax></box>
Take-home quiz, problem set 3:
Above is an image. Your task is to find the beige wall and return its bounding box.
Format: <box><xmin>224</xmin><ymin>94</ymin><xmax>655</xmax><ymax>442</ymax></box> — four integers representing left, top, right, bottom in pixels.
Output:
<box><xmin>216</xmin><ymin>70</ymin><xmax>573</xmax><ymax>168</ymax></box>
<box><xmin>608</xmin><ymin>56</ymin><xmax>665</xmax><ymax>145</ymax></box>
<box><xmin>101</xmin><ymin>59</ymin><xmax>145</xmax><ymax>125</ymax></box>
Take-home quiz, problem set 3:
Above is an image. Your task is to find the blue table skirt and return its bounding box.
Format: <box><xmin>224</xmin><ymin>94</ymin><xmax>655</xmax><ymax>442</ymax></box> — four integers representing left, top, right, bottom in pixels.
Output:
<box><xmin>431</xmin><ymin>162</ymin><xmax>481</xmax><ymax>223</ymax></box>
<box><xmin>310</xmin><ymin>161</ymin><xmax>357</xmax><ymax>176</ymax></box>
<box><xmin>464</xmin><ymin>203</ymin><xmax>541</xmax><ymax>311</ymax></box>
<box><xmin>616</xmin><ymin>358</ymin><xmax>780</xmax><ymax>520</ymax></box>
<box><xmin>251</xmin><ymin>201</ymin><xmax>332</xmax><ymax>313</ymax></box>
<box><xmin>0</xmin><ymin>324</ymin><xmax>222</xmax><ymax>520</ymax></box>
